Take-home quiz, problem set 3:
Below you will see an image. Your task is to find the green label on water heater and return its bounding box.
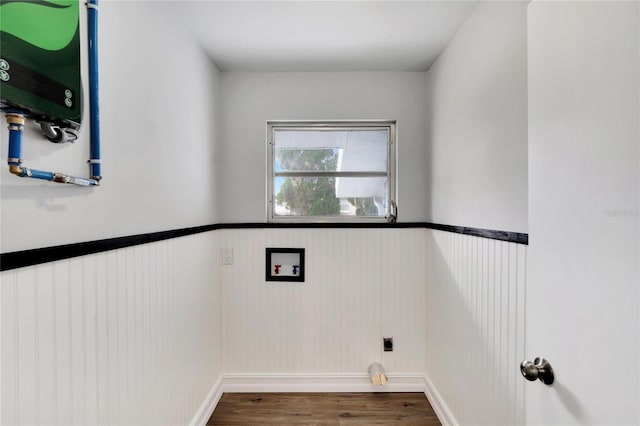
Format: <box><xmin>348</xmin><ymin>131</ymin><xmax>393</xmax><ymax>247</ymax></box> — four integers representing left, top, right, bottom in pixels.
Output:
<box><xmin>0</xmin><ymin>0</ymin><xmax>82</xmax><ymax>126</ymax></box>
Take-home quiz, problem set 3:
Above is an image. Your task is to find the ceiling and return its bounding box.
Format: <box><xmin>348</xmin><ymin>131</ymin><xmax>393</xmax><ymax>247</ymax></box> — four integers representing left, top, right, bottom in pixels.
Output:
<box><xmin>170</xmin><ymin>1</ymin><xmax>479</xmax><ymax>72</ymax></box>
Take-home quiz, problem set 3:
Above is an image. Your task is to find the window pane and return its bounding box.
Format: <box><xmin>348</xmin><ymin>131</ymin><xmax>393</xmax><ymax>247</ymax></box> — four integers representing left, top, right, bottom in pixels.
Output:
<box><xmin>275</xmin><ymin>148</ymin><xmax>338</xmax><ymax>172</ymax></box>
<box><xmin>274</xmin><ymin>129</ymin><xmax>388</xmax><ymax>172</ymax></box>
<box><xmin>274</xmin><ymin>176</ymin><xmax>388</xmax><ymax>217</ymax></box>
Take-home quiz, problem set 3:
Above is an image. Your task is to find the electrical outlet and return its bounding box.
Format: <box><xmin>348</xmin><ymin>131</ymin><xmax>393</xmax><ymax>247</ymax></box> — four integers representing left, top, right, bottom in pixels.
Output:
<box><xmin>383</xmin><ymin>337</ymin><xmax>393</xmax><ymax>352</ymax></box>
<box><xmin>222</xmin><ymin>248</ymin><xmax>233</xmax><ymax>265</ymax></box>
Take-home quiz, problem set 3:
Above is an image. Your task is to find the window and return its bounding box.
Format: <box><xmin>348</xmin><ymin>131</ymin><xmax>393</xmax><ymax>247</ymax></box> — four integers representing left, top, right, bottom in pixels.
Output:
<box><xmin>267</xmin><ymin>121</ymin><xmax>396</xmax><ymax>222</ymax></box>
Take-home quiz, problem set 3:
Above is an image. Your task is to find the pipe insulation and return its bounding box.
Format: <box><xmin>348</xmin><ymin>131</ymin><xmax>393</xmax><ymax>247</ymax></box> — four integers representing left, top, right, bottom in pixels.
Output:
<box><xmin>368</xmin><ymin>362</ymin><xmax>388</xmax><ymax>386</ymax></box>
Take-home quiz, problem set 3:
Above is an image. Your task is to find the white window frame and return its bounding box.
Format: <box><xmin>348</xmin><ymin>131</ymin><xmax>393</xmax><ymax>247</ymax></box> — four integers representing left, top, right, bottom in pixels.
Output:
<box><xmin>267</xmin><ymin>120</ymin><xmax>397</xmax><ymax>223</ymax></box>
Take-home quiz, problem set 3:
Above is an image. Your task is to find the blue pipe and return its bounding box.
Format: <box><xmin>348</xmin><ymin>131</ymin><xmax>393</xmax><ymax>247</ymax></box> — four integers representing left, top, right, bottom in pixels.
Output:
<box><xmin>4</xmin><ymin>111</ymin><xmax>99</xmax><ymax>186</ymax></box>
<box><xmin>7</xmin><ymin>116</ymin><xmax>23</xmax><ymax>163</ymax></box>
<box><xmin>87</xmin><ymin>0</ymin><xmax>101</xmax><ymax>181</ymax></box>
<box><xmin>26</xmin><ymin>169</ymin><xmax>56</xmax><ymax>180</ymax></box>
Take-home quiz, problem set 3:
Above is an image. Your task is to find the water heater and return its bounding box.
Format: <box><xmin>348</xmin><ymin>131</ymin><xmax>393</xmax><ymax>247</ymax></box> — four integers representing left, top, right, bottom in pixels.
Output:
<box><xmin>0</xmin><ymin>0</ymin><xmax>82</xmax><ymax>129</ymax></box>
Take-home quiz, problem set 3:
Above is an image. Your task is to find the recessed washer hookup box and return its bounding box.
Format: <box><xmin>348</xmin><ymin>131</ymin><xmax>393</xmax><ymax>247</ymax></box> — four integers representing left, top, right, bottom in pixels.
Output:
<box><xmin>0</xmin><ymin>0</ymin><xmax>82</xmax><ymax>128</ymax></box>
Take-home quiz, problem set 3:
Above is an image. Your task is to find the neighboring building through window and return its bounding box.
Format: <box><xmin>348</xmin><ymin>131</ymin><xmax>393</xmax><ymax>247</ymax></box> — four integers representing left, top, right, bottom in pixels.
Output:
<box><xmin>267</xmin><ymin>121</ymin><xmax>396</xmax><ymax>222</ymax></box>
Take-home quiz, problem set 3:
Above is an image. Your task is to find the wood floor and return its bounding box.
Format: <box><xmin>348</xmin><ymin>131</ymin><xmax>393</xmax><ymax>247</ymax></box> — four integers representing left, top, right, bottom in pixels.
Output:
<box><xmin>207</xmin><ymin>392</ymin><xmax>441</xmax><ymax>425</ymax></box>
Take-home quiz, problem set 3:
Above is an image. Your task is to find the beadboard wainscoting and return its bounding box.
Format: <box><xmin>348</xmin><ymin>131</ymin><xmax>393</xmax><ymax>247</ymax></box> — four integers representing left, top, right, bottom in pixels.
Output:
<box><xmin>0</xmin><ymin>232</ymin><xmax>222</xmax><ymax>426</ymax></box>
<box><xmin>2</xmin><ymin>225</ymin><xmax>530</xmax><ymax>425</ymax></box>
<box><xmin>216</xmin><ymin>228</ymin><xmax>427</xmax><ymax>385</ymax></box>
<box><xmin>424</xmin><ymin>229</ymin><xmax>527</xmax><ymax>426</ymax></box>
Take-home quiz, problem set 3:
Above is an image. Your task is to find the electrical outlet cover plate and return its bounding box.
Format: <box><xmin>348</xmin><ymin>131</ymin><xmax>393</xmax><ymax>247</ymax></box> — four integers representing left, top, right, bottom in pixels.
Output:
<box><xmin>222</xmin><ymin>248</ymin><xmax>233</xmax><ymax>265</ymax></box>
<box><xmin>383</xmin><ymin>337</ymin><xmax>393</xmax><ymax>352</ymax></box>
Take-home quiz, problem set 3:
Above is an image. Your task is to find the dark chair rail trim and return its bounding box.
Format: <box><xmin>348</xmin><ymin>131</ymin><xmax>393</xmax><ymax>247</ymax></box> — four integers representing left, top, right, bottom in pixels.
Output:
<box><xmin>1</xmin><ymin>222</ymin><xmax>527</xmax><ymax>271</ymax></box>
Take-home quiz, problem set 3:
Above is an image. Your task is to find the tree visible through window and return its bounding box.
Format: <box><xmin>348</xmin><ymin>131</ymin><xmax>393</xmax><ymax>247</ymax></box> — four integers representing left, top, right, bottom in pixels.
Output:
<box><xmin>268</xmin><ymin>121</ymin><xmax>396</xmax><ymax>222</ymax></box>
<box><xmin>275</xmin><ymin>148</ymin><xmax>340</xmax><ymax>216</ymax></box>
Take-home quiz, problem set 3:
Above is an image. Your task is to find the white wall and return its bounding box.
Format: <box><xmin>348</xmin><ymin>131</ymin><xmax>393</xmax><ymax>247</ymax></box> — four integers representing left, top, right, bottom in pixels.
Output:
<box><xmin>425</xmin><ymin>1</ymin><xmax>528</xmax><ymax>233</ymax></box>
<box><xmin>1</xmin><ymin>232</ymin><xmax>222</xmax><ymax>425</ymax></box>
<box><xmin>217</xmin><ymin>71</ymin><xmax>429</xmax><ymax>223</ymax></box>
<box><xmin>218</xmin><ymin>228</ymin><xmax>426</xmax><ymax>380</ymax></box>
<box><xmin>0</xmin><ymin>1</ymin><xmax>221</xmax><ymax>253</ymax></box>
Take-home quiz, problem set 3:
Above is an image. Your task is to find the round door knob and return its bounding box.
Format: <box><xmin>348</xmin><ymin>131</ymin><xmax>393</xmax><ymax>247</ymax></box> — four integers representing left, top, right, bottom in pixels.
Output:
<box><xmin>520</xmin><ymin>357</ymin><xmax>554</xmax><ymax>385</ymax></box>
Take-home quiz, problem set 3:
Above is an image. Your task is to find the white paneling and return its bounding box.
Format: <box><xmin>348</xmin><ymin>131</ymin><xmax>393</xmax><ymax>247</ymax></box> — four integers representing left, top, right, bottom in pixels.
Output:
<box><xmin>0</xmin><ymin>232</ymin><xmax>221</xmax><ymax>425</ymax></box>
<box><xmin>3</xmin><ymin>225</ymin><xmax>529</xmax><ymax>424</ymax></box>
<box><xmin>425</xmin><ymin>229</ymin><xmax>526</xmax><ymax>425</ymax></box>
<box><xmin>218</xmin><ymin>228</ymin><xmax>426</xmax><ymax>377</ymax></box>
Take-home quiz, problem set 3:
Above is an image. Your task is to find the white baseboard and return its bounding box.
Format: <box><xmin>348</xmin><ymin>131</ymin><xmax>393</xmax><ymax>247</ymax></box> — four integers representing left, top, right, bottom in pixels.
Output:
<box><xmin>424</xmin><ymin>373</ymin><xmax>457</xmax><ymax>426</ymax></box>
<box><xmin>190</xmin><ymin>374</ymin><xmax>224</xmax><ymax>426</ymax></box>
<box><xmin>222</xmin><ymin>373</ymin><xmax>427</xmax><ymax>393</ymax></box>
